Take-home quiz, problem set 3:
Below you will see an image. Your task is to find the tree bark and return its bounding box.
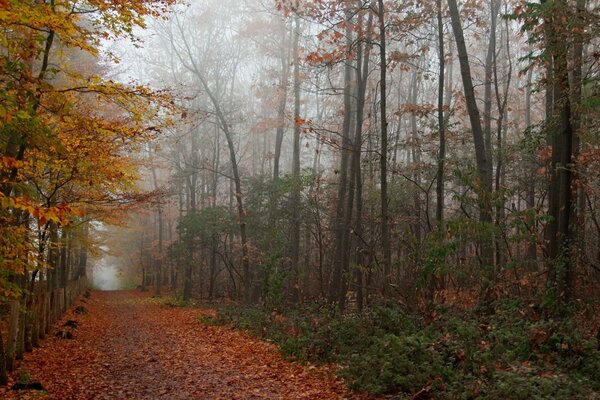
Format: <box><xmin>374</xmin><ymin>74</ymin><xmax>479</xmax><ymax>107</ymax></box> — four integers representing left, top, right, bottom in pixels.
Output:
<box><xmin>289</xmin><ymin>15</ymin><xmax>301</xmax><ymax>303</ymax></box>
<box><xmin>448</xmin><ymin>0</ymin><xmax>494</xmax><ymax>288</ymax></box>
<box><xmin>0</xmin><ymin>325</ymin><xmax>7</xmax><ymax>385</ymax></box>
<box><xmin>570</xmin><ymin>0</ymin><xmax>586</xmax><ymax>272</ymax></box>
<box><xmin>493</xmin><ymin>3</ymin><xmax>512</xmax><ymax>269</ymax></box>
<box><xmin>377</xmin><ymin>0</ymin><xmax>391</xmax><ymax>299</ymax></box>
<box><xmin>6</xmin><ymin>300</ymin><xmax>19</xmax><ymax>371</ymax></box>
<box><xmin>435</xmin><ymin>0</ymin><xmax>445</xmax><ymax>227</ymax></box>
<box><xmin>150</xmin><ymin>149</ymin><xmax>163</xmax><ymax>297</ymax></box>
<box><xmin>483</xmin><ymin>0</ymin><xmax>501</xmax><ymax>196</ymax></box>
<box><xmin>544</xmin><ymin>0</ymin><xmax>574</xmax><ymax>302</ymax></box>
<box><xmin>524</xmin><ymin>67</ymin><xmax>538</xmax><ymax>265</ymax></box>
<box><xmin>329</xmin><ymin>6</ymin><xmax>355</xmax><ymax>308</ymax></box>
<box><xmin>273</xmin><ymin>21</ymin><xmax>291</xmax><ymax>182</ymax></box>
<box><xmin>353</xmin><ymin>3</ymin><xmax>373</xmax><ymax>312</ymax></box>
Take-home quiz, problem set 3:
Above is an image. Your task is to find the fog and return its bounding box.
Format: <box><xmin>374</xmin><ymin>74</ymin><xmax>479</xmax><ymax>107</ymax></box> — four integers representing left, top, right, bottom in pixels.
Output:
<box><xmin>106</xmin><ymin>0</ymin><xmax>527</xmax><ymax>302</ymax></box>
<box><xmin>92</xmin><ymin>264</ymin><xmax>122</xmax><ymax>291</ymax></box>
<box><xmin>96</xmin><ymin>0</ymin><xmax>595</xmax><ymax>314</ymax></box>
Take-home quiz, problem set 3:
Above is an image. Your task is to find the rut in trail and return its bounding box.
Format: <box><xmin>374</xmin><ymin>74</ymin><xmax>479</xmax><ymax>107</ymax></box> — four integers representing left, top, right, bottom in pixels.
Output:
<box><xmin>0</xmin><ymin>290</ymin><xmax>363</xmax><ymax>400</ymax></box>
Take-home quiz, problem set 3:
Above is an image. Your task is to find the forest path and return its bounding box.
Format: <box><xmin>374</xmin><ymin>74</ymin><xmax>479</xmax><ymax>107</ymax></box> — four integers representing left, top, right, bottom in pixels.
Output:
<box><xmin>0</xmin><ymin>290</ymin><xmax>357</xmax><ymax>400</ymax></box>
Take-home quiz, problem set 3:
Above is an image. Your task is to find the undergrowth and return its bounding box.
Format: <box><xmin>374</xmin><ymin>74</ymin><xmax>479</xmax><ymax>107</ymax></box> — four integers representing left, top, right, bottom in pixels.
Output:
<box><xmin>206</xmin><ymin>300</ymin><xmax>600</xmax><ymax>399</ymax></box>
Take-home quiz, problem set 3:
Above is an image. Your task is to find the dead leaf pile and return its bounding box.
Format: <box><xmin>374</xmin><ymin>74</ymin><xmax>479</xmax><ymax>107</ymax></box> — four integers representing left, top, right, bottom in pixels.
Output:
<box><xmin>0</xmin><ymin>291</ymin><xmax>367</xmax><ymax>399</ymax></box>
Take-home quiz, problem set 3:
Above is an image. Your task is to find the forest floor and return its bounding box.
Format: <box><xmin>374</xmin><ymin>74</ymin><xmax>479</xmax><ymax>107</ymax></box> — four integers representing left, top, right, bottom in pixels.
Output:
<box><xmin>0</xmin><ymin>290</ymin><xmax>364</xmax><ymax>400</ymax></box>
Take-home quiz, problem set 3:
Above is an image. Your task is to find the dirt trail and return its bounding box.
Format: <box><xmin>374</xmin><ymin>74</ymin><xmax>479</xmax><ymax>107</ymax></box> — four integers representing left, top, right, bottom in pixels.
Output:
<box><xmin>0</xmin><ymin>291</ymin><xmax>361</xmax><ymax>399</ymax></box>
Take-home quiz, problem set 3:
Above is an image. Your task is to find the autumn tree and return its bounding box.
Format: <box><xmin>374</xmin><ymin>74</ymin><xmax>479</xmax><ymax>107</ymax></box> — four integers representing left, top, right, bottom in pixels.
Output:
<box><xmin>0</xmin><ymin>0</ymin><xmax>176</xmax><ymax>381</ymax></box>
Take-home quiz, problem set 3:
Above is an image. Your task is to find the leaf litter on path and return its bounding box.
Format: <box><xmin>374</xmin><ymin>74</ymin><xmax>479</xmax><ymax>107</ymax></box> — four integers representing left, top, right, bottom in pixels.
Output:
<box><xmin>0</xmin><ymin>290</ymin><xmax>370</xmax><ymax>399</ymax></box>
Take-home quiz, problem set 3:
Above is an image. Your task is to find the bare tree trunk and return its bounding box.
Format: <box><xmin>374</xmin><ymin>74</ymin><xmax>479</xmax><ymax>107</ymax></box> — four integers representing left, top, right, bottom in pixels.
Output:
<box><xmin>17</xmin><ymin>281</ymin><xmax>25</xmax><ymax>360</ymax></box>
<box><xmin>77</xmin><ymin>225</ymin><xmax>88</xmax><ymax>280</ymax></box>
<box><xmin>435</xmin><ymin>0</ymin><xmax>445</xmax><ymax>227</ymax></box>
<box><xmin>409</xmin><ymin>64</ymin><xmax>423</xmax><ymax>246</ymax></box>
<box><xmin>208</xmin><ymin>127</ymin><xmax>221</xmax><ymax>300</ymax></box>
<box><xmin>140</xmin><ymin>233</ymin><xmax>147</xmax><ymax>292</ymax></box>
<box><xmin>209</xmin><ymin>234</ymin><xmax>218</xmax><ymax>301</ymax></box>
<box><xmin>0</xmin><ymin>325</ymin><xmax>7</xmax><ymax>385</ymax></box>
<box><xmin>289</xmin><ymin>16</ymin><xmax>301</xmax><ymax>303</ymax></box>
<box><xmin>6</xmin><ymin>300</ymin><xmax>19</xmax><ymax>371</ymax></box>
<box><xmin>544</xmin><ymin>0</ymin><xmax>575</xmax><ymax>302</ymax></box>
<box><xmin>330</xmin><ymin>7</ymin><xmax>355</xmax><ymax>308</ymax></box>
<box><xmin>448</xmin><ymin>0</ymin><xmax>494</xmax><ymax>295</ymax></box>
<box><xmin>273</xmin><ymin>21</ymin><xmax>291</xmax><ymax>181</ymax></box>
<box><xmin>182</xmin><ymin>133</ymin><xmax>196</xmax><ymax>301</ymax></box>
<box><xmin>524</xmin><ymin>67</ymin><xmax>538</xmax><ymax>266</ymax></box>
<box><xmin>484</xmin><ymin>1</ymin><xmax>501</xmax><ymax>196</ymax></box>
<box><xmin>484</xmin><ymin>0</ymin><xmax>500</xmax><ymax>269</ymax></box>
<box><xmin>571</xmin><ymin>0</ymin><xmax>586</xmax><ymax>271</ymax></box>
<box><xmin>493</xmin><ymin>4</ymin><xmax>512</xmax><ymax>269</ymax></box>
<box><xmin>447</xmin><ymin>0</ymin><xmax>492</xmax><ymax>197</ymax></box>
<box><xmin>429</xmin><ymin>0</ymin><xmax>447</xmax><ymax>302</ymax></box>
<box><xmin>183</xmin><ymin>238</ymin><xmax>193</xmax><ymax>301</ymax></box>
<box><xmin>61</xmin><ymin>229</ymin><xmax>70</xmax><ymax>312</ymax></box>
<box><xmin>353</xmin><ymin>3</ymin><xmax>373</xmax><ymax>312</ymax></box>
<box><xmin>377</xmin><ymin>0</ymin><xmax>391</xmax><ymax>300</ymax></box>
<box><xmin>151</xmin><ymin>158</ymin><xmax>163</xmax><ymax>297</ymax></box>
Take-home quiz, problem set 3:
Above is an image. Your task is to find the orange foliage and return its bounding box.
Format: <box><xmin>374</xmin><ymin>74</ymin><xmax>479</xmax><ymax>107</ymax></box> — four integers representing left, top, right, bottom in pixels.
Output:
<box><xmin>0</xmin><ymin>291</ymin><xmax>365</xmax><ymax>399</ymax></box>
<box><xmin>0</xmin><ymin>0</ymin><xmax>178</xmax><ymax>298</ymax></box>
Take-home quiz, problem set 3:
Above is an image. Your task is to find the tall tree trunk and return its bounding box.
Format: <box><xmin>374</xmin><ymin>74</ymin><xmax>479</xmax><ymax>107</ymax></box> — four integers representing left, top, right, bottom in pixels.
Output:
<box><xmin>409</xmin><ymin>65</ymin><xmax>423</xmax><ymax>246</ymax></box>
<box><xmin>493</xmin><ymin>5</ymin><xmax>512</xmax><ymax>270</ymax></box>
<box><xmin>571</xmin><ymin>0</ymin><xmax>586</xmax><ymax>270</ymax></box>
<box><xmin>273</xmin><ymin>21</ymin><xmax>291</xmax><ymax>182</ymax></box>
<box><xmin>183</xmin><ymin>238</ymin><xmax>193</xmax><ymax>301</ymax></box>
<box><xmin>60</xmin><ymin>229</ymin><xmax>69</xmax><ymax>310</ymax></box>
<box><xmin>544</xmin><ymin>0</ymin><xmax>574</xmax><ymax>303</ymax></box>
<box><xmin>183</xmin><ymin>127</ymin><xmax>198</xmax><ymax>302</ymax></box>
<box><xmin>484</xmin><ymin>1</ymin><xmax>501</xmax><ymax>196</ymax></box>
<box><xmin>435</xmin><ymin>0</ymin><xmax>445</xmax><ymax>227</ymax></box>
<box><xmin>150</xmin><ymin>150</ymin><xmax>163</xmax><ymax>297</ymax></box>
<box><xmin>209</xmin><ymin>234</ymin><xmax>218</xmax><ymax>301</ymax></box>
<box><xmin>289</xmin><ymin>16</ymin><xmax>301</xmax><ymax>303</ymax></box>
<box><xmin>140</xmin><ymin>233</ymin><xmax>147</xmax><ymax>292</ymax></box>
<box><xmin>78</xmin><ymin>224</ymin><xmax>88</xmax><ymax>279</ymax></box>
<box><xmin>353</xmin><ymin>3</ymin><xmax>373</xmax><ymax>312</ymax></box>
<box><xmin>430</xmin><ymin>0</ymin><xmax>447</xmax><ymax>301</ymax></box>
<box><xmin>6</xmin><ymin>300</ymin><xmax>19</xmax><ymax>371</ymax></box>
<box><xmin>484</xmin><ymin>0</ymin><xmax>500</xmax><ymax>269</ymax></box>
<box><xmin>377</xmin><ymin>0</ymin><xmax>391</xmax><ymax>299</ymax></box>
<box><xmin>330</xmin><ymin>7</ymin><xmax>355</xmax><ymax>308</ymax></box>
<box><xmin>17</xmin><ymin>275</ymin><xmax>25</xmax><ymax>360</ymax></box>
<box><xmin>447</xmin><ymin>0</ymin><xmax>492</xmax><ymax>196</ymax></box>
<box><xmin>448</xmin><ymin>0</ymin><xmax>494</xmax><ymax>295</ymax></box>
<box><xmin>524</xmin><ymin>67</ymin><xmax>538</xmax><ymax>265</ymax></box>
<box><xmin>0</xmin><ymin>326</ymin><xmax>7</xmax><ymax>385</ymax></box>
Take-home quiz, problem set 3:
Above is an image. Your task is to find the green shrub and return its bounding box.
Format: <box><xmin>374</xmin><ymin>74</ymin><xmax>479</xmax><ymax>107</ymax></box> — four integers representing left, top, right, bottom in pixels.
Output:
<box><xmin>211</xmin><ymin>301</ymin><xmax>600</xmax><ymax>399</ymax></box>
<box><xmin>476</xmin><ymin>371</ymin><xmax>593</xmax><ymax>400</ymax></box>
<box><xmin>340</xmin><ymin>333</ymin><xmax>450</xmax><ymax>396</ymax></box>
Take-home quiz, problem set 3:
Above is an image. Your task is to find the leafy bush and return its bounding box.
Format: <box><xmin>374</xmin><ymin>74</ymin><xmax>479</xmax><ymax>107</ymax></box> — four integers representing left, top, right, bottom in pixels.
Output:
<box><xmin>210</xmin><ymin>301</ymin><xmax>600</xmax><ymax>399</ymax></box>
<box><xmin>341</xmin><ymin>333</ymin><xmax>450</xmax><ymax>396</ymax></box>
<box><xmin>474</xmin><ymin>371</ymin><xmax>593</xmax><ymax>400</ymax></box>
